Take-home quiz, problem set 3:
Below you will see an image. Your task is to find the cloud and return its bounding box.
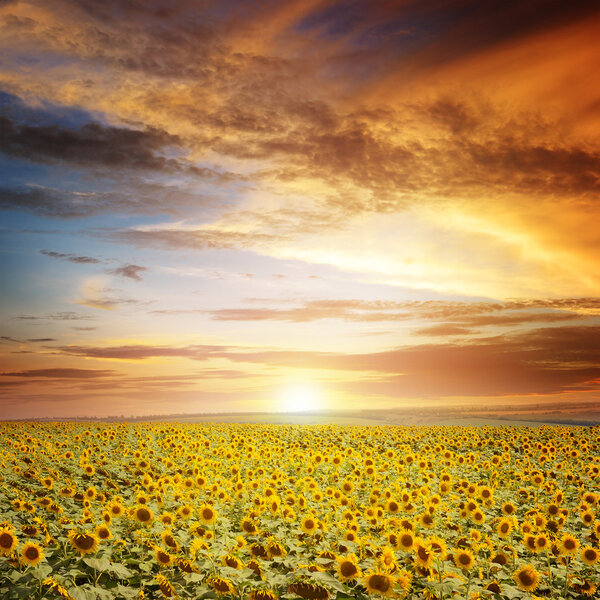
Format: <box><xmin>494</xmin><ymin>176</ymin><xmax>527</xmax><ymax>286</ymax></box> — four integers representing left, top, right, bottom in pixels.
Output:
<box><xmin>107</xmin><ymin>264</ymin><xmax>147</xmax><ymax>281</ymax></box>
<box><xmin>52</xmin><ymin>343</ymin><xmax>228</xmax><ymax>360</ymax></box>
<box><xmin>0</xmin><ymin>114</ymin><xmax>183</xmax><ymax>172</ymax></box>
<box><xmin>40</xmin><ymin>249</ymin><xmax>102</xmax><ymax>264</ymax></box>
<box><xmin>414</xmin><ymin>324</ymin><xmax>473</xmax><ymax>336</ymax></box>
<box><xmin>26</xmin><ymin>338</ymin><xmax>56</xmax><ymax>342</ymax></box>
<box><xmin>0</xmin><ymin>335</ymin><xmax>22</xmax><ymax>343</ymax></box>
<box><xmin>1</xmin><ymin>368</ymin><xmax>115</xmax><ymax>378</ymax></box>
<box><xmin>77</xmin><ymin>279</ymin><xmax>144</xmax><ymax>311</ymax></box>
<box><xmin>204</xmin><ymin>297</ymin><xmax>597</xmax><ymax>324</ymax></box>
<box><xmin>47</xmin><ymin>324</ymin><xmax>600</xmax><ymax>397</ymax></box>
<box><xmin>13</xmin><ymin>312</ymin><xmax>96</xmax><ymax>321</ymax></box>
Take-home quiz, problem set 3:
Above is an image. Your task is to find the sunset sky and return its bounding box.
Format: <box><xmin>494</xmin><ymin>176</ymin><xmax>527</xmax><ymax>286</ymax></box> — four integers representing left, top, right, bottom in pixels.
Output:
<box><xmin>1</xmin><ymin>0</ymin><xmax>599</xmax><ymax>419</ymax></box>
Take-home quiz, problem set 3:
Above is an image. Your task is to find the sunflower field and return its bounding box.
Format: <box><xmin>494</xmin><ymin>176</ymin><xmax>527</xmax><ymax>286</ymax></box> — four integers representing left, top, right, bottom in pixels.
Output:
<box><xmin>0</xmin><ymin>422</ymin><xmax>598</xmax><ymax>600</ymax></box>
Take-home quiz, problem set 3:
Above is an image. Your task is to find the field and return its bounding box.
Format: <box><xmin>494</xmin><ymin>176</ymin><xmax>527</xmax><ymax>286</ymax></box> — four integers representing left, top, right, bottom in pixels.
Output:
<box><xmin>0</xmin><ymin>422</ymin><xmax>598</xmax><ymax>599</ymax></box>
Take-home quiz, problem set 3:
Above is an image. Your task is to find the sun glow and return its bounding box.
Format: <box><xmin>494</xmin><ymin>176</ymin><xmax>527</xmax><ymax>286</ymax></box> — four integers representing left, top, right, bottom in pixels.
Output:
<box><xmin>280</xmin><ymin>383</ymin><xmax>322</xmax><ymax>413</ymax></box>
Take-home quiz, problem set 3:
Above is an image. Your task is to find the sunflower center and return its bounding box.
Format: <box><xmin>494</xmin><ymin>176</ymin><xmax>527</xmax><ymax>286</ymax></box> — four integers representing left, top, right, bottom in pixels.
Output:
<box><xmin>340</xmin><ymin>561</ymin><xmax>357</xmax><ymax>577</ymax></box>
<box><xmin>370</xmin><ymin>574</ymin><xmax>391</xmax><ymax>592</ymax></box>
<box><xmin>76</xmin><ymin>535</ymin><xmax>95</xmax><ymax>550</ymax></box>
<box><xmin>519</xmin><ymin>572</ymin><xmax>534</xmax><ymax>586</ymax></box>
<box><xmin>137</xmin><ymin>508</ymin><xmax>151</xmax><ymax>522</ymax></box>
<box><xmin>0</xmin><ymin>533</ymin><xmax>14</xmax><ymax>549</ymax></box>
<box><xmin>25</xmin><ymin>546</ymin><xmax>40</xmax><ymax>559</ymax></box>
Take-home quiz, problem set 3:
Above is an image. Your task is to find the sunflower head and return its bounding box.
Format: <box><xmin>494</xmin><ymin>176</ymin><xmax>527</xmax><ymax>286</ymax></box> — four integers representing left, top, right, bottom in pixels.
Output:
<box><xmin>0</xmin><ymin>527</ymin><xmax>18</xmax><ymax>556</ymax></box>
<box><xmin>68</xmin><ymin>530</ymin><xmax>99</xmax><ymax>555</ymax></box>
<box><xmin>336</xmin><ymin>553</ymin><xmax>361</xmax><ymax>581</ymax></box>
<box><xmin>20</xmin><ymin>542</ymin><xmax>44</xmax><ymax>566</ymax></box>
<box><xmin>513</xmin><ymin>565</ymin><xmax>540</xmax><ymax>592</ymax></box>
<box><xmin>362</xmin><ymin>571</ymin><xmax>397</xmax><ymax>597</ymax></box>
<box><xmin>453</xmin><ymin>548</ymin><xmax>475</xmax><ymax>570</ymax></box>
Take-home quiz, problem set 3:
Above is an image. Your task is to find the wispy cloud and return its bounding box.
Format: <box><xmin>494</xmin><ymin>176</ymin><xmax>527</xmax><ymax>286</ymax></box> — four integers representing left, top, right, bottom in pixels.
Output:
<box><xmin>107</xmin><ymin>264</ymin><xmax>147</xmax><ymax>281</ymax></box>
<box><xmin>40</xmin><ymin>249</ymin><xmax>102</xmax><ymax>264</ymax></box>
<box><xmin>1</xmin><ymin>368</ymin><xmax>115</xmax><ymax>378</ymax></box>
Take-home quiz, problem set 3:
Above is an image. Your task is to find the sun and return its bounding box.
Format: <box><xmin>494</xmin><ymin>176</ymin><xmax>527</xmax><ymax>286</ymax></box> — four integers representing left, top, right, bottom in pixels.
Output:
<box><xmin>280</xmin><ymin>383</ymin><xmax>322</xmax><ymax>413</ymax></box>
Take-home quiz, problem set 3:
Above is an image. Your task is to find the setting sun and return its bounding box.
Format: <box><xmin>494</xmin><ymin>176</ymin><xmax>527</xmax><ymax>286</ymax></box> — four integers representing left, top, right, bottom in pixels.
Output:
<box><xmin>279</xmin><ymin>383</ymin><xmax>322</xmax><ymax>413</ymax></box>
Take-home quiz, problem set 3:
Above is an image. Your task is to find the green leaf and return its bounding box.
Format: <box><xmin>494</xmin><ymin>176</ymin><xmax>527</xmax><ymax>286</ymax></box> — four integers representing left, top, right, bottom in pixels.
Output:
<box><xmin>109</xmin><ymin>562</ymin><xmax>134</xmax><ymax>579</ymax></box>
<box><xmin>30</xmin><ymin>564</ymin><xmax>53</xmax><ymax>580</ymax></box>
<box><xmin>83</xmin><ymin>557</ymin><xmax>111</xmax><ymax>571</ymax></box>
<box><xmin>116</xmin><ymin>585</ymin><xmax>142</xmax><ymax>599</ymax></box>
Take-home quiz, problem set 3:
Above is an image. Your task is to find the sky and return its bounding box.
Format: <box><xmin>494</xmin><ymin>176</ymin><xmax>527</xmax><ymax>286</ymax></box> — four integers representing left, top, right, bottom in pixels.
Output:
<box><xmin>1</xmin><ymin>0</ymin><xmax>599</xmax><ymax>419</ymax></box>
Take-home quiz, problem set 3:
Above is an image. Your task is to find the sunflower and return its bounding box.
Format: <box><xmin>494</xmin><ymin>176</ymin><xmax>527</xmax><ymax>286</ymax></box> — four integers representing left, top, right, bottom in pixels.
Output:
<box><xmin>335</xmin><ymin>554</ymin><xmax>361</xmax><ymax>581</ymax></box>
<box><xmin>249</xmin><ymin>590</ymin><xmax>278</xmax><ymax>600</ymax></box>
<box><xmin>199</xmin><ymin>504</ymin><xmax>217</xmax><ymax>525</ymax></box>
<box><xmin>68</xmin><ymin>531</ymin><xmax>99</xmax><ymax>555</ymax></box>
<box><xmin>513</xmin><ymin>565</ymin><xmax>540</xmax><ymax>592</ymax></box>
<box><xmin>496</xmin><ymin>518</ymin><xmax>513</xmax><ymax>538</ymax></box>
<box><xmin>20</xmin><ymin>542</ymin><xmax>44</xmax><ymax>566</ymax></box>
<box><xmin>362</xmin><ymin>571</ymin><xmax>397</xmax><ymax>597</ymax></box>
<box><xmin>208</xmin><ymin>576</ymin><xmax>235</xmax><ymax>595</ymax></box>
<box><xmin>266</xmin><ymin>538</ymin><xmax>287</xmax><ymax>559</ymax></box>
<box><xmin>241</xmin><ymin>517</ymin><xmax>258</xmax><ymax>535</ymax></box>
<box><xmin>247</xmin><ymin>558</ymin><xmax>265</xmax><ymax>580</ymax></box>
<box><xmin>155</xmin><ymin>547</ymin><xmax>173</xmax><ymax>567</ymax></box>
<box><xmin>133</xmin><ymin>505</ymin><xmax>154</xmax><ymax>524</ymax></box>
<box><xmin>378</xmin><ymin>547</ymin><xmax>399</xmax><ymax>572</ymax></box>
<box><xmin>485</xmin><ymin>581</ymin><xmax>502</xmax><ymax>595</ymax></box>
<box><xmin>501</xmin><ymin>502</ymin><xmax>516</xmax><ymax>516</ymax></box>
<box><xmin>176</xmin><ymin>505</ymin><xmax>193</xmax><ymax>520</ymax></box>
<box><xmin>300</xmin><ymin>515</ymin><xmax>318</xmax><ymax>536</ymax></box>
<box><xmin>42</xmin><ymin>577</ymin><xmax>72</xmax><ymax>599</ymax></box>
<box><xmin>558</xmin><ymin>534</ymin><xmax>579</xmax><ymax>556</ymax></box>
<box><xmin>535</xmin><ymin>534</ymin><xmax>550</xmax><ymax>553</ymax></box>
<box><xmin>223</xmin><ymin>554</ymin><xmax>244</xmax><ymax>569</ymax></box>
<box><xmin>0</xmin><ymin>527</ymin><xmax>17</xmax><ymax>556</ymax></box>
<box><xmin>472</xmin><ymin>510</ymin><xmax>485</xmax><ymax>524</ymax></box>
<box><xmin>106</xmin><ymin>501</ymin><xmax>124</xmax><ymax>518</ymax></box>
<box><xmin>155</xmin><ymin>573</ymin><xmax>176</xmax><ymax>598</ymax></box>
<box><xmin>289</xmin><ymin>580</ymin><xmax>329</xmax><ymax>600</ymax></box>
<box><xmin>415</xmin><ymin>540</ymin><xmax>434</xmax><ymax>569</ymax></box>
<box><xmin>574</xmin><ymin>580</ymin><xmax>597</xmax><ymax>597</ymax></box>
<box><xmin>95</xmin><ymin>524</ymin><xmax>112</xmax><ymax>541</ymax></box>
<box><xmin>580</xmin><ymin>546</ymin><xmax>599</xmax><ymax>566</ymax></box>
<box><xmin>398</xmin><ymin>530</ymin><xmax>415</xmax><ymax>552</ymax></box>
<box><xmin>161</xmin><ymin>531</ymin><xmax>179</xmax><ymax>551</ymax></box>
<box><xmin>453</xmin><ymin>548</ymin><xmax>475</xmax><ymax>570</ymax></box>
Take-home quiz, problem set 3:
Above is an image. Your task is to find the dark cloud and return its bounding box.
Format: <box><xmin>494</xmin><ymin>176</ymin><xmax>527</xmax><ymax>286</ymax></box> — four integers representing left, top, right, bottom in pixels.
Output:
<box><xmin>40</xmin><ymin>249</ymin><xmax>102</xmax><ymax>264</ymax></box>
<box><xmin>13</xmin><ymin>312</ymin><xmax>96</xmax><ymax>321</ymax></box>
<box><xmin>26</xmin><ymin>338</ymin><xmax>56</xmax><ymax>342</ymax></box>
<box><xmin>108</xmin><ymin>264</ymin><xmax>147</xmax><ymax>281</ymax></box>
<box><xmin>0</xmin><ymin>115</ymin><xmax>182</xmax><ymax>171</ymax></box>
<box><xmin>0</xmin><ymin>335</ymin><xmax>22</xmax><ymax>343</ymax></box>
<box><xmin>1</xmin><ymin>368</ymin><xmax>115</xmax><ymax>378</ymax></box>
